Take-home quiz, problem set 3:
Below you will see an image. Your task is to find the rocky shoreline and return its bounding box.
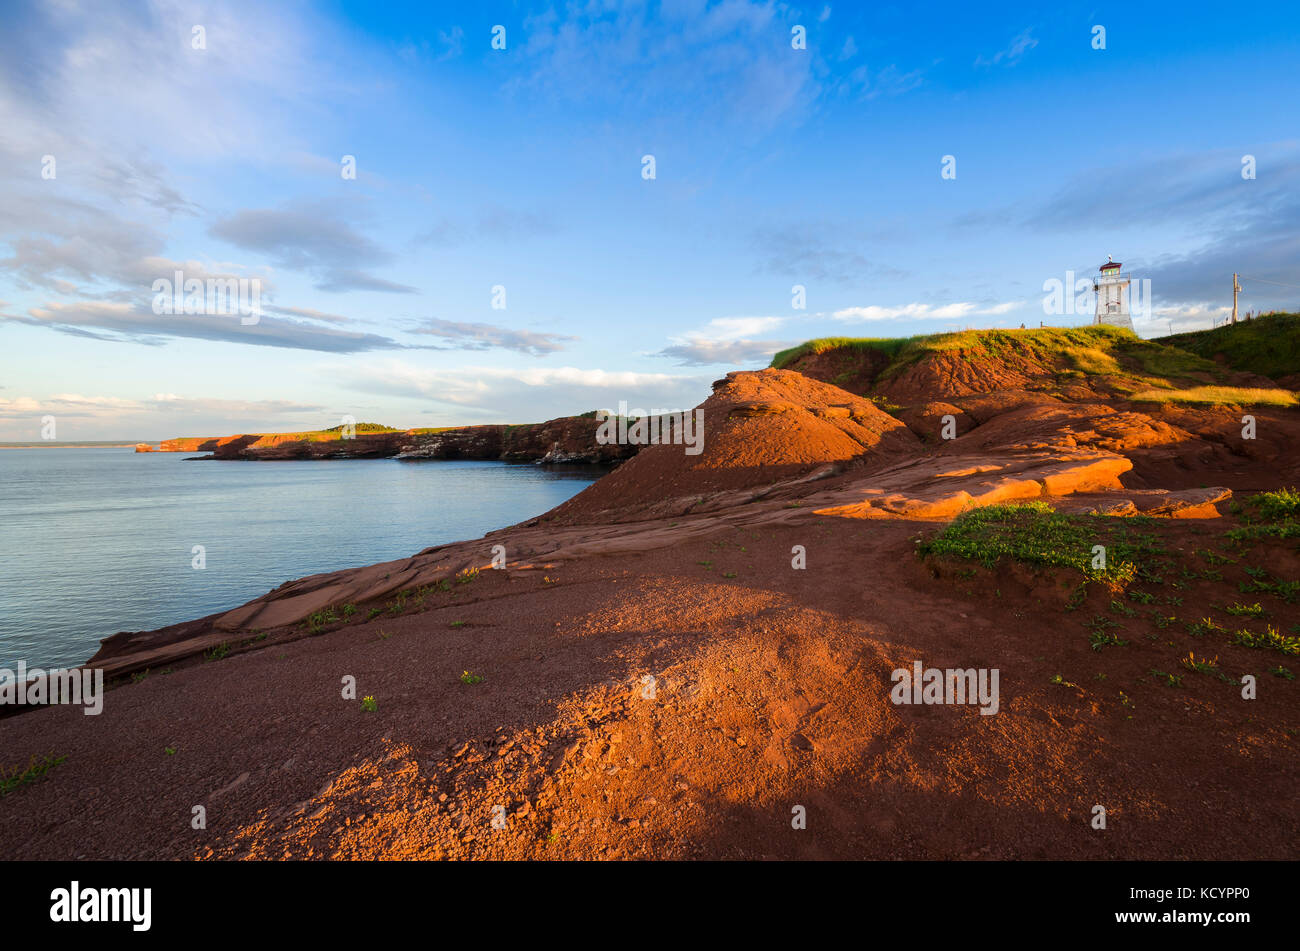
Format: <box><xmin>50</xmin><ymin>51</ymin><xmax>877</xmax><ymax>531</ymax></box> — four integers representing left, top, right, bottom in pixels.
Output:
<box><xmin>150</xmin><ymin>413</ymin><xmax>640</xmax><ymax>465</ymax></box>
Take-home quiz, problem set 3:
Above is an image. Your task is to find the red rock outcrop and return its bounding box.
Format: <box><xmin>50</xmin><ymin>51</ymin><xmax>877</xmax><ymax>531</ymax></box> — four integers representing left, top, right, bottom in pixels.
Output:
<box><xmin>157</xmin><ymin>415</ymin><xmax>638</xmax><ymax>465</ymax></box>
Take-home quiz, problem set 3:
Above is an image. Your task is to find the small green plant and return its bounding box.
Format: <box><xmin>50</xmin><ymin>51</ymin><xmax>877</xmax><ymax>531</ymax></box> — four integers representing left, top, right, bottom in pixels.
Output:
<box><xmin>1048</xmin><ymin>673</ymin><xmax>1079</xmax><ymax>688</ymax></box>
<box><xmin>1109</xmin><ymin>599</ymin><xmax>1137</xmax><ymax>617</ymax></box>
<box><xmin>1224</xmin><ymin>602</ymin><xmax>1265</xmax><ymax>618</ymax></box>
<box><xmin>1180</xmin><ymin>651</ymin><xmax>1219</xmax><ymax>675</ymax></box>
<box><xmin>1186</xmin><ymin>616</ymin><xmax>1226</xmax><ymax>638</ymax></box>
<box><xmin>1231</xmin><ymin>624</ymin><xmax>1300</xmax><ymax>655</ymax></box>
<box><xmin>131</xmin><ymin>669</ymin><xmax>150</xmax><ymax>684</ymax></box>
<box><xmin>164</xmin><ymin>746</ymin><xmax>177</xmax><ymax>756</ymax></box>
<box><xmin>1238</xmin><ymin>570</ymin><xmax>1300</xmax><ymax>604</ymax></box>
<box><xmin>1128</xmin><ymin>589</ymin><xmax>1155</xmax><ymax>604</ymax></box>
<box><xmin>1246</xmin><ymin>487</ymin><xmax>1300</xmax><ymax>521</ymax></box>
<box><xmin>1226</xmin><ymin>488</ymin><xmax>1300</xmax><ymax>546</ymax></box>
<box><xmin>722</xmin><ymin>571</ymin><xmax>737</xmax><ymax>579</ymax></box>
<box><xmin>361</xmin><ymin>695</ymin><xmax>377</xmax><ymax>712</ymax></box>
<box><xmin>307</xmin><ymin>608</ymin><xmax>339</xmax><ymax>632</ymax></box>
<box><xmin>1149</xmin><ymin>668</ymin><xmax>1183</xmax><ymax>687</ymax></box>
<box><xmin>342</xmin><ymin>603</ymin><xmax>356</xmax><ymax>619</ymax></box>
<box><xmin>0</xmin><ymin>753</ymin><xmax>67</xmax><ymax>797</ymax></box>
<box><xmin>1268</xmin><ymin>665</ymin><xmax>1295</xmax><ymax>680</ymax></box>
<box><xmin>460</xmin><ymin>670</ymin><xmax>484</xmax><ymax>685</ymax></box>
<box><xmin>457</xmin><ymin>568</ymin><xmax>480</xmax><ymax>585</ymax></box>
<box><xmin>1087</xmin><ymin>615</ymin><xmax>1128</xmax><ymax>652</ymax></box>
<box><xmin>449</xmin><ymin>620</ymin><xmax>467</xmax><ymax>628</ymax></box>
<box><xmin>205</xmin><ymin>642</ymin><xmax>231</xmax><ymax>662</ymax></box>
<box><xmin>367</xmin><ymin>607</ymin><xmax>382</xmax><ymax>620</ymax></box>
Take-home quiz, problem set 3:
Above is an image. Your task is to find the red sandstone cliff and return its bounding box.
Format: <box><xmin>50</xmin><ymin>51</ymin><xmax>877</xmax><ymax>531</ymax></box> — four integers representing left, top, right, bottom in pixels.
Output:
<box><xmin>156</xmin><ymin>414</ymin><xmax>639</xmax><ymax>464</ymax></box>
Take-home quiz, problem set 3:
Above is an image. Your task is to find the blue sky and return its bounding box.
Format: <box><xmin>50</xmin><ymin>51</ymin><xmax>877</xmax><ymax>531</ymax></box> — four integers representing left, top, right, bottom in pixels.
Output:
<box><xmin>2</xmin><ymin>0</ymin><xmax>1298</xmax><ymax>440</ymax></box>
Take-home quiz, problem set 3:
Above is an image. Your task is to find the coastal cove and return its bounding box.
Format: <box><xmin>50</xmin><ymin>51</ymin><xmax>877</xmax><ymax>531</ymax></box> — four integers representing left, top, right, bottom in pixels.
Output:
<box><xmin>0</xmin><ymin>448</ymin><xmax>600</xmax><ymax>670</ymax></box>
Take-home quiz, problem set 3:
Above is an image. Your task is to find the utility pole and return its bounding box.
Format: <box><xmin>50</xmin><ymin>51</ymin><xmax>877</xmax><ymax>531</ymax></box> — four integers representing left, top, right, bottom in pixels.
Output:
<box><xmin>1231</xmin><ymin>273</ymin><xmax>1241</xmax><ymax>323</ymax></box>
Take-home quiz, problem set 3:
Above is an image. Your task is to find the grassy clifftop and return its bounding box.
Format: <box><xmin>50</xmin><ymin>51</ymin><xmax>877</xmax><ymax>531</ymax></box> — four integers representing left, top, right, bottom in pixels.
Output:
<box><xmin>772</xmin><ymin>323</ymin><xmax>1298</xmax><ymax>407</ymax></box>
<box><xmin>1161</xmin><ymin>313</ymin><xmax>1300</xmax><ymax>381</ymax></box>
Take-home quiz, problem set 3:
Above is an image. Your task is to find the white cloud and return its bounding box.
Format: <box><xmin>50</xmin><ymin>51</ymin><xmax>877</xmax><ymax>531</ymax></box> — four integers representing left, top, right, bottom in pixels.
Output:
<box><xmin>692</xmin><ymin>316</ymin><xmax>786</xmax><ymax>340</ymax></box>
<box><xmin>332</xmin><ymin>360</ymin><xmax>715</xmax><ymax>423</ymax></box>
<box><xmin>1140</xmin><ymin>303</ymin><xmax>1234</xmax><ymax>334</ymax></box>
<box><xmin>833</xmin><ymin>300</ymin><xmax>1025</xmax><ymax>322</ymax></box>
<box><xmin>655</xmin><ymin>315</ymin><xmax>791</xmax><ymax>366</ymax></box>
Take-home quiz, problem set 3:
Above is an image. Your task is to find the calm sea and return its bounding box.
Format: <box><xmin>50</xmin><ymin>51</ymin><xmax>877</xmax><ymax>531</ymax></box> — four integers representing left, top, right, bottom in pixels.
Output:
<box><xmin>0</xmin><ymin>449</ymin><xmax>600</xmax><ymax>670</ymax></box>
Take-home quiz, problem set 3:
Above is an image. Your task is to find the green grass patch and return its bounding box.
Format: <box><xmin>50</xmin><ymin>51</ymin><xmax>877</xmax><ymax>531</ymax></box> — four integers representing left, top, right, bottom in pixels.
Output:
<box><xmin>917</xmin><ymin>502</ymin><xmax>1159</xmax><ymax>588</ymax></box>
<box><xmin>1239</xmin><ymin>567</ymin><xmax>1300</xmax><ymax>603</ymax></box>
<box><xmin>770</xmin><ymin>325</ymin><xmax>1200</xmax><ymax>398</ymax></box>
<box><xmin>1129</xmin><ymin>386</ymin><xmax>1298</xmax><ymax>407</ymax></box>
<box><xmin>1226</xmin><ymin>488</ymin><xmax>1300</xmax><ymax>546</ymax></box>
<box><xmin>0</xmin><ymin>753</ymin><xmax>67</xmax><ymax>797</ymax></box>
<box><xmin>770</xmin><ymin>335</ymin><xmax>920</xmax><ymax>370</ymax></box>
<box><xmin>1160</xmin><ymin>313</ymin><xmax>1300</xmax><ymax>381</ymax></box>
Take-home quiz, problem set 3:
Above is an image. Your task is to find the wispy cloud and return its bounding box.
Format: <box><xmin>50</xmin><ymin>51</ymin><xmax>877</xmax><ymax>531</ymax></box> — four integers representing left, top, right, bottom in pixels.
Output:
<box><xmin>411</xmin><ymin>318</ymin><xmax>576</xmax><ymax>356</ymax></box>
<box><xmin>414</xmin><ymin>206</ymin><xmax>558</xmax><ymax>247</ymax></box>
<box><xmin>751</xmin><ymin>223</ymin><xmax>905</xmax><ymax>284</ymax></box>
<box><xmin>333</xmin><ymin>360</ymin><xmax>714</xmax><ymax>423</ymax></box>
<box><xmin>975</xmin><ymin>29</ymin><xmax>1038</xmax><ymax>67</ymax></box>
<box><xmin>5</xmin><ymin>300</ymin><xmax>416</xmax><ymax>353</ymax></box>
<box><xmin>0</xmin><ymin>391</ymin><xmax>327</xmax><ymax>440</ymax></box>
<box><xmin>210</xmin><ymin>202</ymin><xmax>416</xmax><ymax>295</ymax></box>
<box><xmin>833</xmin><ymin>300</ymin><xmax>1024</xmax><ymax>321</ymax></box>
<box><xmin>508</xmin><ymin>1</ymin><xmax>818</xmax><ymax>133</ymax></box>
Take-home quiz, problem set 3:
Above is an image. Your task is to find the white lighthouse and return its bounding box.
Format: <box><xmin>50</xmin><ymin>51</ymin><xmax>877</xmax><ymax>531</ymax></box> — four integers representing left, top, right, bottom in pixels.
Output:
<box><xmin>1093</xmin><ymin>256</ymin><xmax>1134</xmax><ymax>332</ymax></box>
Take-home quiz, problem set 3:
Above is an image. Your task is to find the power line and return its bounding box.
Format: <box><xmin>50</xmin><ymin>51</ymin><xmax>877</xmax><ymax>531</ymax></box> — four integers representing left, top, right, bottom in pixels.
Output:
<box><xmin>1238</xmin><ymin>274</ymin><xmax>1300</xmax><ymax>290</ymax></box>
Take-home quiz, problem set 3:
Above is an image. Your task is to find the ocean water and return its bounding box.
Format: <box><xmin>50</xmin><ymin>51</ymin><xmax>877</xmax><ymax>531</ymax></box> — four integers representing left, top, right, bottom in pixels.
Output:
<box><xmin>0</xmin><ymin>449</ymin><xmax>600</xmax><ymax>670</ymax></box>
